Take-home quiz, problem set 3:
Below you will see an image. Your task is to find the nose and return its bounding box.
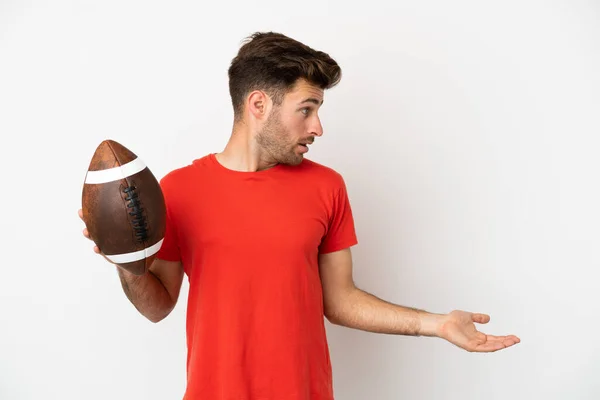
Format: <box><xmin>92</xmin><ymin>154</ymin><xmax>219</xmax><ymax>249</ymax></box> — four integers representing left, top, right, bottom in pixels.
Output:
<box><xmin>311</xmin><ymin>117</ymin><xmax>324</xmax><ymax>137</ymax></box>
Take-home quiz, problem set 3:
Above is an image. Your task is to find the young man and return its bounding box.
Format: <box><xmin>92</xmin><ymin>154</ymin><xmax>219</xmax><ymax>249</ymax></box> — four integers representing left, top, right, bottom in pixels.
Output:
<box><xmin>80</xmin><ymin>32</ymin><xmax>520</xmax><ymax>399</ymax></box>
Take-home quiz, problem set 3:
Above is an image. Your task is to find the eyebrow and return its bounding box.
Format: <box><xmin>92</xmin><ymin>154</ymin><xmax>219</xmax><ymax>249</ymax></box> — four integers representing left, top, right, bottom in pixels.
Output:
<box><xmin>299</xmin><ymin>97</ymin><xmax>324</xmax><ymax>106</ymax></box>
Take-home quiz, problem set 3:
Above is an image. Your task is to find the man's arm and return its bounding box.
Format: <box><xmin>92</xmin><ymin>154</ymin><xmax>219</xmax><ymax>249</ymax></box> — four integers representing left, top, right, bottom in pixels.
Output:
<box><xmin>80</xmin><ymin>209</ymin><xmax>184</xmax><ymax>323</ymax></box>
<box><xmin>117</xmin><ymin>258</ymin><xmax>184</xmax><ymax>323</ymax></box>
<box><xmin>318</xmin><ymin>248</ymin><xmax>520</xmax><ymax>352</ymax></box>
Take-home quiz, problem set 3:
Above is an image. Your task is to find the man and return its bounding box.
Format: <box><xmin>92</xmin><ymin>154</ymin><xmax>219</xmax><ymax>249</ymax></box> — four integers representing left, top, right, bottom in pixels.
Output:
<box><xmin>79</xmin><ymin>32</ymin><xmax>520</xmax><ymax>399</ymax></box>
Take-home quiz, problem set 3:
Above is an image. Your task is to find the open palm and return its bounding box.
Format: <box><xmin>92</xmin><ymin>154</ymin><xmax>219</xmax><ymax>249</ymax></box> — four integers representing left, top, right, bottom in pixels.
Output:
<box><xmin>439</xmin><ymin>310</ymin><xmax>520</xmax><ymax>352</ymax></box>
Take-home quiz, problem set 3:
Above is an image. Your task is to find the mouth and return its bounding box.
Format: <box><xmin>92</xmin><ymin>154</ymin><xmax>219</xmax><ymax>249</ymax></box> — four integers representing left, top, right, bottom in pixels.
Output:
<box><xmin>297</xmin><ymin>143</ymin><xmax>310</xmax><ymax>153</ymax></box>
<box><xmin>298</xmin><ymin>140</ymin><xmax>313</xmax><ymax>147</ymax></box>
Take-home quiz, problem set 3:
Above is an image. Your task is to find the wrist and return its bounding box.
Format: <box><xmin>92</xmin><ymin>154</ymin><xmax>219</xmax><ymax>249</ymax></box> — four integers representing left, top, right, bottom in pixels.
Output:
<box><xmin>418</xmin><ymin>312</ymin><xmax>446</xmax><ymax>337</ymax></box>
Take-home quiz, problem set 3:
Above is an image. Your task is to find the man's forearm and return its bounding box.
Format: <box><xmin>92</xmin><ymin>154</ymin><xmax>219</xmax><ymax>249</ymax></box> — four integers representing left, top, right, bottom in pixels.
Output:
<box><xmin>117</xmin><ymin>267</ymin><xmax>175</xmax><ymax>323</ymax></box>
<box><xmin>325</xmin><ymin>287</ymin><xmax>445</xmax><ymax>337</ymax></box>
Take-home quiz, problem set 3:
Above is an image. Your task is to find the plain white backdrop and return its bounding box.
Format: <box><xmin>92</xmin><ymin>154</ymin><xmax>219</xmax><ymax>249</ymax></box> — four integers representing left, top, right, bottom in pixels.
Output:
<box><xmin>1</xmin><ymin>1</ymin><xmax>599</xmax><ymax>399</ymax></box>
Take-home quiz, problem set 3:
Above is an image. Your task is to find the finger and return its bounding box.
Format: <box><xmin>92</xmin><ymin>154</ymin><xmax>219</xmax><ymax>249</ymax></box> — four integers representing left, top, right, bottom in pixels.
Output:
<box><xmin>474</xmin><ymin>341</ymin><xmax>506</xmax><ymax>353</ymax></box>
<box><xmin>485</xmin><ymin>334</ymin><xmax>507</xmax><ymax>341</ymax></box>
<box><xmin>483</xmin><ymin>335</ymin><xmax>521</xmax><ymax>349</ymax></box>
<box><xmin>486</xmin><ymin>334</ymin><xmax>521</xmax><ymax>343</ymax></box>
<box><xmin>499</xmin><ymin>336</ymin><xmax>520</xmax><ymax>346</ymax></box>
<box><xmin>83</xmin><ymin>228</ymin><xmax>90</xmax><ymax>238</ymax></box>
<box><xmin>506</xmin><ymin>335</ymin><xmax>520</xmax><ymax>343</ymax></box>
<box><xmin>78</xmin><ymin>209</ymin><xmax>83</xmax><ymax>220</ymax></box>
<box><xmin>93</xmin><ymin>245</ymin><xmax>100</xmax><ymax>254</ymax></box>
<box><xmin>472</xmin><ymin>313</ymin><xmax>490</xmax><ymax>324</ymax></box>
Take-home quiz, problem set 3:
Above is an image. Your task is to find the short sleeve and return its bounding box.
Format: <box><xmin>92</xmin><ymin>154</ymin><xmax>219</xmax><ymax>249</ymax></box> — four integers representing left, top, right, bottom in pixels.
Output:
<box><xmin>155</xmin><ymin>174</ymin><xmax>181</xmax><ymax>262</ymax></box>
<box><xmin>319</xmin><ymin>175</ymin><xmax>358</xmax><ymax>254</ymax></box>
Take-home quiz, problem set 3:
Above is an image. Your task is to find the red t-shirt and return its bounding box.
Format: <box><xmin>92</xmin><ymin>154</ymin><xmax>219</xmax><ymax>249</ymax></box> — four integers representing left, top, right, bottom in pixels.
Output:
<box><xmin>156</xmin><ymin>153</ymin><xmax>358</xmax><ymax>399</ymax></box>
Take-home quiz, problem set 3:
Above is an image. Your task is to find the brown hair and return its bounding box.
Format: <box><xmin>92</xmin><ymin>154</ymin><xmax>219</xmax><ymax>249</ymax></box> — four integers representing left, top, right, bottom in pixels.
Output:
<box><xmin>228</xmin><ymin>32</ymin><xmax>342</xmax><ymax>121</ymax></box>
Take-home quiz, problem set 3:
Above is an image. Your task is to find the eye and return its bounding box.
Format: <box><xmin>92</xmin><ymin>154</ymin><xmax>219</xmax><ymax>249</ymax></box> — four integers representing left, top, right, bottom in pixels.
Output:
<box><xmin>300</xmin><ymin>107</ymin><xmax>311</xmax><ymax>116</ymax></box>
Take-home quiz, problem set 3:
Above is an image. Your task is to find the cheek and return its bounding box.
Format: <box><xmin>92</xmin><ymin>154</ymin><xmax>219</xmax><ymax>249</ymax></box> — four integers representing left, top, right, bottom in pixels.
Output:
<box><xmin>279</xmin><ymin>118</ymin><xmax>302</xmax><ymax>136</ymax></box>
<box><xmin>289</xmin><ymin>124</ymin><xmax>306</xmax><ymax>141</ymax></box>
<box><xmin>290</xmin><ymin>116</ymin><xmax>309</xmax><ymax>133</ymax></box>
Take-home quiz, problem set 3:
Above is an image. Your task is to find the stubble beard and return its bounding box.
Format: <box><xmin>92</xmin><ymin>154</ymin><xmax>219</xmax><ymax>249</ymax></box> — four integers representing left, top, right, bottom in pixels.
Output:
<box><xmin>256</xmin><ymin>111</ymin><xmax>303</xmax><ymax>166</ymax></box>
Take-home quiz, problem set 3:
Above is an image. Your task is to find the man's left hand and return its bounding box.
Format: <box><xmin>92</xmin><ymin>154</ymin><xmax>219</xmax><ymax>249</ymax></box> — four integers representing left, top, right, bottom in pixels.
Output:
<box><xmin>437</xmin><ymin>310</ymin><xmax>520</xmax><ymax>352</ymax></box>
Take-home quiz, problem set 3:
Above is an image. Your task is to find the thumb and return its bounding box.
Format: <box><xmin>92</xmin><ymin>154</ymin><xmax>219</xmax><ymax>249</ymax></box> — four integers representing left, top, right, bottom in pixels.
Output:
<box><xmin>472</xmin><ymin>313</ymin><xmax>490</xmax><ymax>324</ymax></box>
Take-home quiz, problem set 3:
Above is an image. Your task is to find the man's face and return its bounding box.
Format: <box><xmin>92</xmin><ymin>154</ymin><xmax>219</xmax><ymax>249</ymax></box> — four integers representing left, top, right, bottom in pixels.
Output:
<box><xmin>256</xmin><ymin>79</ymin><xmax>324</xmax><ymax>166</ymax></box>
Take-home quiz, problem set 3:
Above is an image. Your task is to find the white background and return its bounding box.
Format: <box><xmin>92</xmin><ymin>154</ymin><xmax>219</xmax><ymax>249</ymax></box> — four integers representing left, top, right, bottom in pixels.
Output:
<box><xmin>1</xmin><ymin>1</ymin><xmax>599</xmax><ymax>399</ymax></box>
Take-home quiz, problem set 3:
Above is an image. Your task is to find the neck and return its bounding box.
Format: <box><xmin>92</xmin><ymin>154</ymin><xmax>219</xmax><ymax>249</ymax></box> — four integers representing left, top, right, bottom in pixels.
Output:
<box><xmin>216</xmin><ymin>122</ymin><xmax>278</xmax><ymax>172</ymax></box>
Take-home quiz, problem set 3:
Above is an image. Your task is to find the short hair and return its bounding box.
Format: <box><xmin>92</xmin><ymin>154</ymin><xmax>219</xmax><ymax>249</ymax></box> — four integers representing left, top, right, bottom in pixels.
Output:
<box><xmin>228</xmin><ymin>32</ymin><xmax>342</xmax><ymax>121</ymax></box>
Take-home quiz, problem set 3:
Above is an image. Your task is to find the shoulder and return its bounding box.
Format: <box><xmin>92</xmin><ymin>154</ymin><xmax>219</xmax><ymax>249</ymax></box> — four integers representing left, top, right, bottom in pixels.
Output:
<box><xmin>159</xmin><ymin>154</ymin><xmax>211</xmax><ymax>190</ymax></box>
<box><xmin>297</xmin><ymin>158</ymin><xmax>348</xmax><ymax>189</ymax></box>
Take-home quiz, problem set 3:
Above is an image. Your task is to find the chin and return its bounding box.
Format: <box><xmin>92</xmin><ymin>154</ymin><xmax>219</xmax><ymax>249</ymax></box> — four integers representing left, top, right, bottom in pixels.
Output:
<box><xmin>280</xmin><ymin>153</ymin><xmax>304</xmax><ymax>166</ymax></box>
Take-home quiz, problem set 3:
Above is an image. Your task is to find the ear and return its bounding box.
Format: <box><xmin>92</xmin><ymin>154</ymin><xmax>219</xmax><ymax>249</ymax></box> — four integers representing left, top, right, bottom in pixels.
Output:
<box><xmin>246</xmin><ymin>90</ymin><xmax>271</xmax><ymax>120</ymax></box>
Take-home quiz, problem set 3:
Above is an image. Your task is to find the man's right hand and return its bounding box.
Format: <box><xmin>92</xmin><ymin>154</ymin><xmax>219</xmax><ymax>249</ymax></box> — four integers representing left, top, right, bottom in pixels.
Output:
<box><xmin>78</xmin><ymin>208</ymin><xmax>115</xmax><ymax>264</ymax></box>
<box><xmin>78</xmin><ymin>209</ymin><xmax>185</xmax><ymax>322</ymax></box>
